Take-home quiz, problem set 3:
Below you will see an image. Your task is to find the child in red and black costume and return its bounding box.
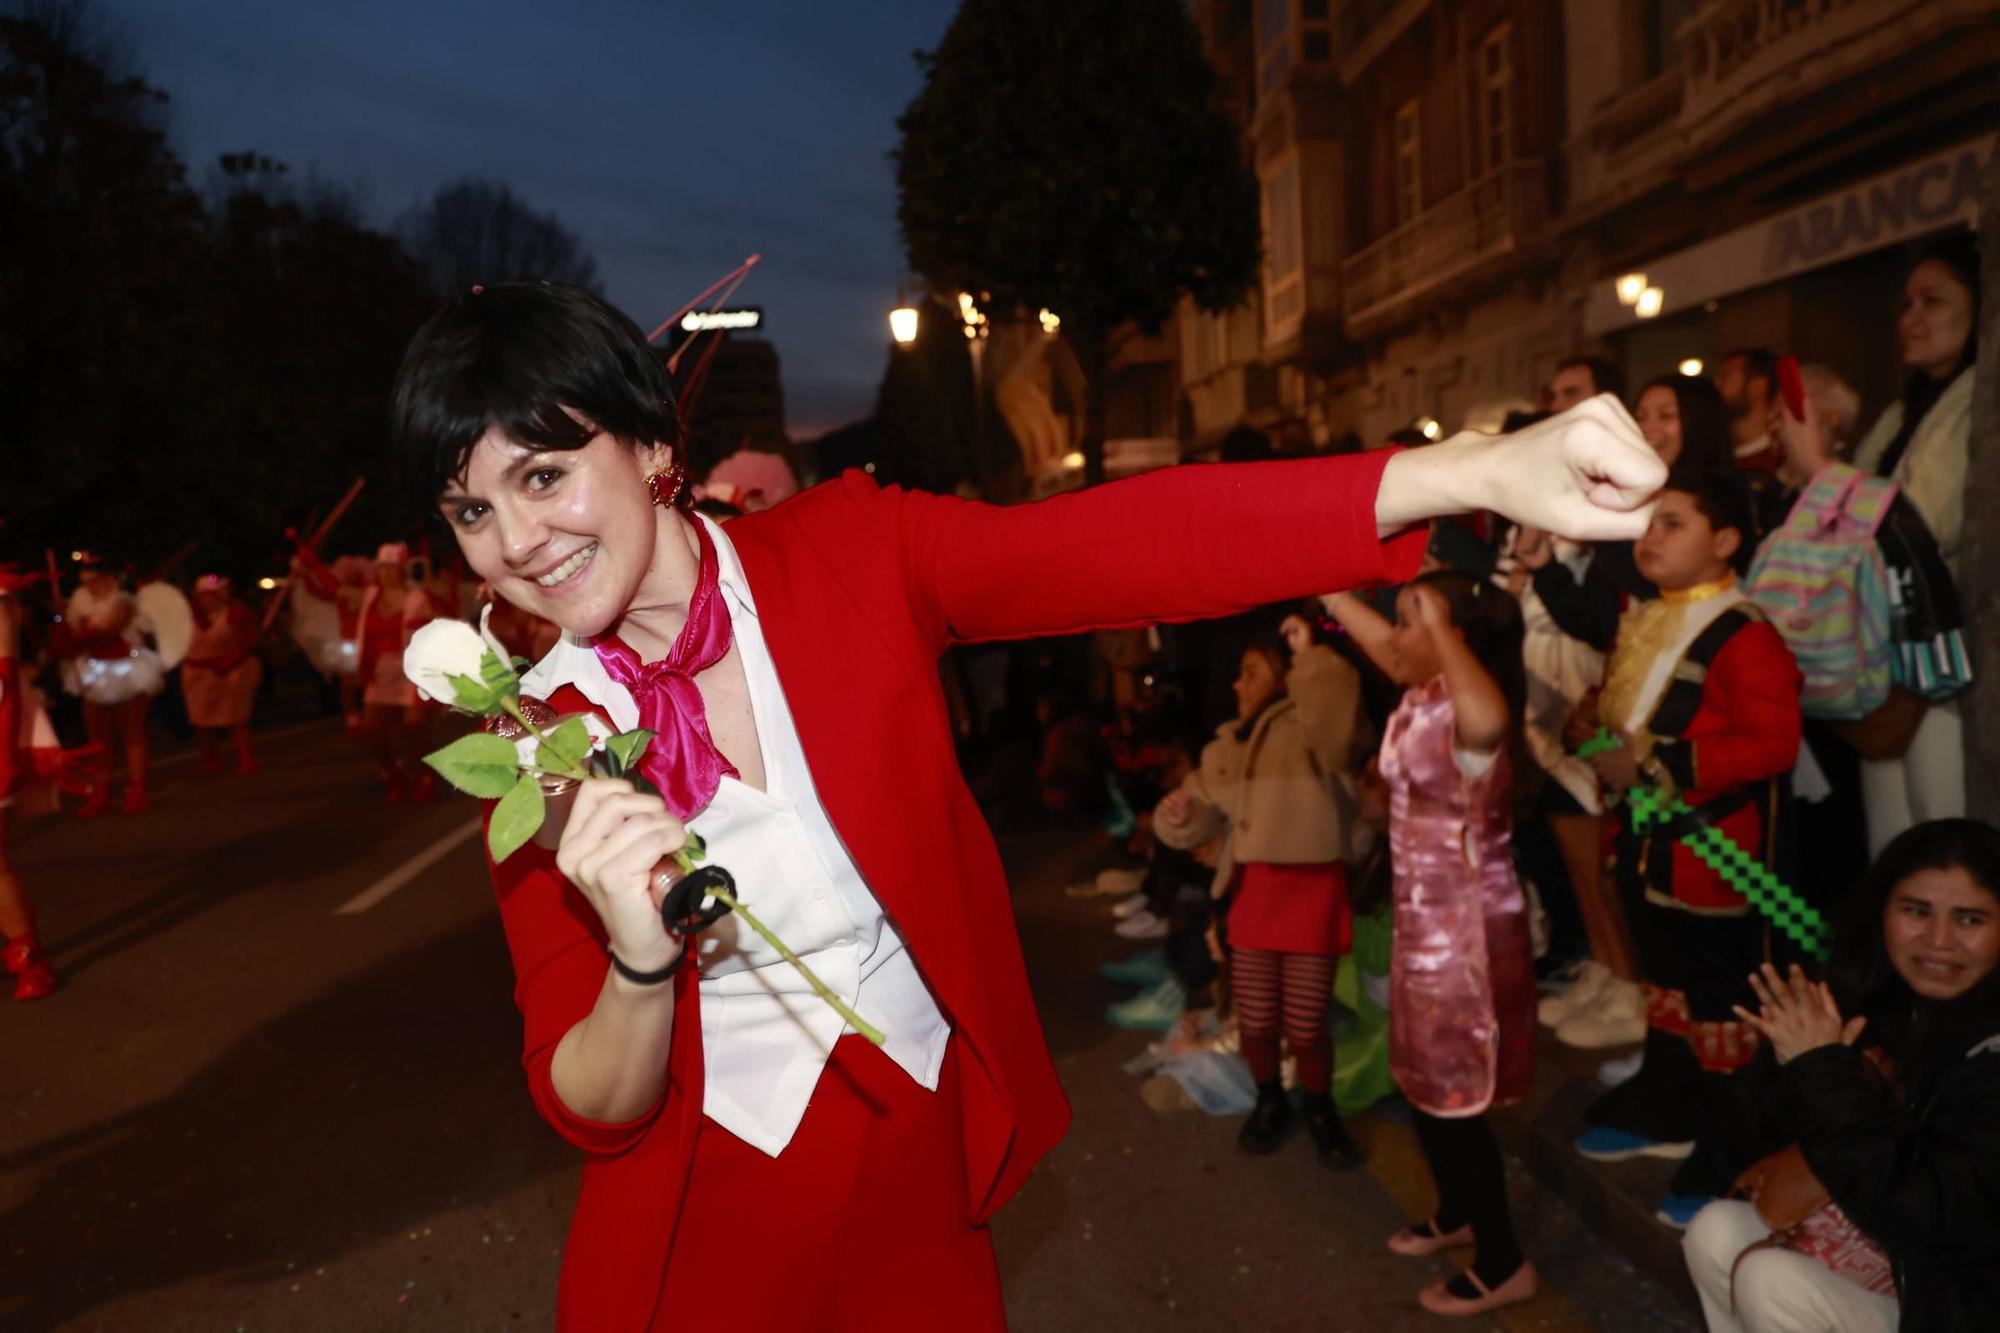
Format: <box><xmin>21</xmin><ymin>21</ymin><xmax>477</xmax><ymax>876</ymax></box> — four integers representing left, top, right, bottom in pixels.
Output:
<box><xmin>1570</xmin><ymin>468</ymin><xmax>1803</xmax><ymax>1227</ymax></box>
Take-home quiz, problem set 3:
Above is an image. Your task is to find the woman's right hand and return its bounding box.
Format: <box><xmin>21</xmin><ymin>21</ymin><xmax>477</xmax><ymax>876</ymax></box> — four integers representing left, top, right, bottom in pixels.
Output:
<box><xmin>554</xmin><ymin>778</ymin><xmax>690</xmax><ymax>974</ymax></box>
<box><xmin>1156</xmin><ymin>789</ymin><xmax>1193</xmax><ymax>826</ymax></box>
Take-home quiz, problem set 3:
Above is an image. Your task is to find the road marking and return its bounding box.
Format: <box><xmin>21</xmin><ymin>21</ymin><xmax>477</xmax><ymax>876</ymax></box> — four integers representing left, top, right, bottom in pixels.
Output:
<box><xmin>335</xmin><ymin>817</ymin><xmax>483</xmax><ymax>915</ymax></box>
<box><xmin>153</xmin><ymin>717</ymin><xmax>340</xmax><ymax>770</ymax></box>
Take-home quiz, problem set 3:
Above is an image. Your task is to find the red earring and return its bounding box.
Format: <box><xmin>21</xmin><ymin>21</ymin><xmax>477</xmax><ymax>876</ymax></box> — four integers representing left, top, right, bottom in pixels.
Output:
<box><xmin>647</xmin><ymin>462</ymin><xmax>690</xmax><ymax>510</ymax></box>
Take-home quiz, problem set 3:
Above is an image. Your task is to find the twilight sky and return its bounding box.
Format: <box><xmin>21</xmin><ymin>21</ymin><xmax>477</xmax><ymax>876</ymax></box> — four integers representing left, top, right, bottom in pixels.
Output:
<box><xmin>125</xmin><ymin>0</ymin><xmax>958</xmax><ymax>438</ymax></box>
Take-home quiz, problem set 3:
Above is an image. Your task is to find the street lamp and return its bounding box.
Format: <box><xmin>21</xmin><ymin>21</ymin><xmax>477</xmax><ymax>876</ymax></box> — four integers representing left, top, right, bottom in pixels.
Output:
<box><xmin>889</xmin><ymin>305</ymin><xmax>919</xmax><ymax>345</ymax></box>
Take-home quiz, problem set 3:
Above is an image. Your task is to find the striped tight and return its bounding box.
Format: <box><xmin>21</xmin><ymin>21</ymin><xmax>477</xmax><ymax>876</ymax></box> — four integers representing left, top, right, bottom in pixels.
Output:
<box><xmin>1231</xmin><ymin>946</ymin><xmax>1335</xmax><ymax>1089</ymax></box>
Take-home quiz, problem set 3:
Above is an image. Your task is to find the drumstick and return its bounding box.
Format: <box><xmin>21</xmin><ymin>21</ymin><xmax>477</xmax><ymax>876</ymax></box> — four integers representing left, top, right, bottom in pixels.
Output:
<box><xmin>263</xmin><ymin>476</ymin><xmax>365</xmax><ymax>635</ymax></box>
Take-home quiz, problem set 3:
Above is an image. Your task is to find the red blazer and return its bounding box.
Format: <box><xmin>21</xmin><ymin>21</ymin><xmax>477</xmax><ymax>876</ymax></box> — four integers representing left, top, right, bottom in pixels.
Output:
<box><xmin>485</xmin><ymin>450</ymin><xmax>1425</xmax><ymax>1330</ymax></box>
<box><xmin>1639</xmin><ymin>613</ymin><xmax>1803</xmax><ymax>911</ymax></box>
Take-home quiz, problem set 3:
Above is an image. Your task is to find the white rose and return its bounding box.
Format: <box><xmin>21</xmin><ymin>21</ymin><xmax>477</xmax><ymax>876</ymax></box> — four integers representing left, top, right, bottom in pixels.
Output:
<box><xmin>403</xmin><ymin>619</ymin><xmax>492</xmax><ymax>706</ymax></box>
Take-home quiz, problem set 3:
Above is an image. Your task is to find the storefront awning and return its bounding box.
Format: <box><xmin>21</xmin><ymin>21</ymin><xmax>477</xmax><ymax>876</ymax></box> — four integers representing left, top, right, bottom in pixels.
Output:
<box><xmin>1585</xmin><ymin>135</ymin><xmax>1993</xmax><ymax>336</ymax></box>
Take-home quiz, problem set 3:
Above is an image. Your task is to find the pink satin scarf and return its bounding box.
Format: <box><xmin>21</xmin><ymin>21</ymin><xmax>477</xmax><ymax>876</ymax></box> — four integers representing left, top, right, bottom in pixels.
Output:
<box><xmin>592</xmin><ymin>518</ymin><xmax>739</xmax><ymax>819</ymax></box>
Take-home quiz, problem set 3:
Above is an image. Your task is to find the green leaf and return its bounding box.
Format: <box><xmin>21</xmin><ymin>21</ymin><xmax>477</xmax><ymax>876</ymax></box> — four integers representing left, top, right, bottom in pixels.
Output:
<box><xmin>602</xmin><ymin>728</ymin><xmax>654</xmax><ymax>775</ymax></box>
<box><xmin>446</xmin><ymin>673</ymin><xmax>497</xmax><ymax>714</ymax></box>
<box><xmin>424</xmin><ymin>732</ymin><xmax>522</xmax><ymax>798</ymax></box>
<box><xmin>479</xmin><ymin>650</ymin><xmax>521</xmax><ymax>702</ymax></box>
<box><xmin>545</xmin><ymin>717</ymin><xmax>592</xmax><ymax>765</ymax></box>
<box><xmin>683</xmin><ymin>829</ymin><xmax>706</xmax><ymax>864</ymax></box>
<box><xmin>487</xmin><ymin>772</ymin><xmax>546</xmax><ymax>863</ymax></box>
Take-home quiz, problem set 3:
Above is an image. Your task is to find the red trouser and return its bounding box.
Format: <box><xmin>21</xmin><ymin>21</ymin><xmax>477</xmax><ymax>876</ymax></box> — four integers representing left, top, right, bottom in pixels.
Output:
<box><xmin>652</xmin><ymin>1035</ymin><xmax>1006</xmax><ymax>1331</ymax></box>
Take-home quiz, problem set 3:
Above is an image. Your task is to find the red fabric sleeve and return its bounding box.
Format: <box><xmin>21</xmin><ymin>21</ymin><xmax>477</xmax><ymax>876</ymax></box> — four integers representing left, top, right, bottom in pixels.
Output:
<box><xmin>485</xmin><ymin>817</ymin><xmax>670</xmax><ymax>1158</ymax></box>
<box><xmin>1683</xmin><ymin>621</ymin><xmax>1802</xmax><ymax>793</ymax></box>
<box><xmin>877</xmin><ymin>448</ymin><xmax>1426</xmax><ymax>649</ymax></box>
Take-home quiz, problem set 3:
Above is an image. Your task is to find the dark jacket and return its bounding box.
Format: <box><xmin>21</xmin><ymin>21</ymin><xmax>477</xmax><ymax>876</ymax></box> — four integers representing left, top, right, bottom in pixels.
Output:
<box><xmin>1531</xmin><ymin>540</ymin><xmax>1654</xmax><ymax>653</ymax></box>
<box><xmin>1774</xmin><ymin>1030</ymin><xmax>2000</xmax><ymax>1330</ymax></box>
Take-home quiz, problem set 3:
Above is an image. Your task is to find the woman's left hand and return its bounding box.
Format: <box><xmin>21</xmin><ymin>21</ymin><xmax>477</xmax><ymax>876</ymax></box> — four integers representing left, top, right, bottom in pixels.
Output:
<box><xmin>1734</xmin><ymin>963</ymin><xmax>1867</xmax><ymax>1064</ymax></box>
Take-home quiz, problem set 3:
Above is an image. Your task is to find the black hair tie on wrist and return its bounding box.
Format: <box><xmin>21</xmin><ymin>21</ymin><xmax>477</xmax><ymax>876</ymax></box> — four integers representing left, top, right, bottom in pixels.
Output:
<box><xmin>609</xmin><ymin>948</ymin><xmax>685</xmax><ymax>986</ymax></box>
<box><xmin>608</xmin><ymin>866</ymin><xmax>739</xmax><ymax>986</ymax></box>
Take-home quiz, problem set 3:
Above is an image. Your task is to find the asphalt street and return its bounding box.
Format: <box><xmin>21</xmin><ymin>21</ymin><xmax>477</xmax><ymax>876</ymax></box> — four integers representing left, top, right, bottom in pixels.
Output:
<box><xmin>2</xmin><ymin>721</ymin><xmax>1697</xmax><ymax>1331</ymax></box>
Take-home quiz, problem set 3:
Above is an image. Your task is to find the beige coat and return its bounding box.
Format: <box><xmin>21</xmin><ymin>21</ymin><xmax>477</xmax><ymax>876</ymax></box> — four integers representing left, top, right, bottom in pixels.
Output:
<box><xmin>1854</xmin><ymin>366</ymin><xmax>1972</xmax><ymax>580</ymax></box>
<box><xmin>1155</xmin><ymin>645</ymin><xmax>1374</xmax><ymax>883</ymax></box>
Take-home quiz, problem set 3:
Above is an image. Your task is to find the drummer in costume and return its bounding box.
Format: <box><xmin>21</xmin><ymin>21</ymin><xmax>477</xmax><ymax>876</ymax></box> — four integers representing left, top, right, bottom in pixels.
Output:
<box><xmin>182</xmin><ymin>575</ymin><xmax>264</xmax><ymax>776</ymax></box>
<box><xmin>355</xmin><ymin>543</ymin><xmax>437</xmax><ymax>801</ymax></box>
<box><xmin>61</xmin><ymin>556</ymin><xmax>165</xmax><ymax>817</ymax></box>
<box><xmin>1</xmin><ymin>565</ymin><xmax>57</xmax><ymax>999</ymax></box>
<box><xmin>388</xmin><ymin>283</ymin><xmax>1667</xmax><ymax>1332</ymax></box>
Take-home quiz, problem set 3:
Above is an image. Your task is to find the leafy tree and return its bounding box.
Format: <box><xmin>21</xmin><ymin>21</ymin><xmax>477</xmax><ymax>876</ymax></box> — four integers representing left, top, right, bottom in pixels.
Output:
<box><xmin>895</xmin><ymin>0</ymin><xmax>1259</xmax><ymax>484</ymax></box>
<box><xmin>398</xmin><ymin>177</ymin><xmax>600</xmax><ymax>297</ymax></box>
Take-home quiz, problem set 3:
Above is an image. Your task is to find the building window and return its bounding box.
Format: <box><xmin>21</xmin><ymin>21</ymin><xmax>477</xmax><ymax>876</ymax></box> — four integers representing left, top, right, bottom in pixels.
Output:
<box><xmin>1393</xmin><ymin>98</ymin><xmax>1422</xmax><ymax>224</ymax></box>
<box><xmin>1476</xmin><ymin>23</ymin><xmax>1512</xmax><ymax>175</ymax></box>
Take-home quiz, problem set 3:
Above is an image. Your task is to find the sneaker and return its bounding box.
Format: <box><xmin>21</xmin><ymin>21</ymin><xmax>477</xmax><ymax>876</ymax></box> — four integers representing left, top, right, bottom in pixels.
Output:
<box><xmin>1574</xmin><ymin>1126</ymin><xmax>1695</xmax><ymax>1162</ymax></box>
<box><xmin>1596</xmin><ymin>1049</ymin><xmax>1645</xmax><ymax>1087</ymax></box>
<box><xmin>1555</xmin><ymin>980</ymin><xmax>1647</xmax><ymax>1048</ymax></box>
<box><xmin>1100</xmin><ymin>950</ymin><xmax>1171</xmax><ymax>986</ymax></box>
<box><xmin>1654</xmin><ymin>1194</ymin><xmax>1716</xmax><ymax>1230</ymax></box>
<box><xmin>1537</xmin><ymin>960</ymin><xmax>1611</xmax><ymax>1027</ymax></box>
<box><xmin>1105</xmin><ymin>977</ymin><xmax>1185</xmax><ymax>1031</ymax></box>
<box><xmin>1113</xmin><ymin>909</ymin><xmax>1169</xmax><ymax>940</ymax></box>
<box><xmin>1109</xmin><ymin>892</ymin><xmax>1150</xmax><ymax>920</ymax></box>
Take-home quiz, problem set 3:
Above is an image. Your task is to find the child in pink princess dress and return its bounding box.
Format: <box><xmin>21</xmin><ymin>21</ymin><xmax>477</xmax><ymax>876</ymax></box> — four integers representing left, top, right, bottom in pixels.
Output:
<box><xmin>1323</xmin><ymin>569</ymin><xmax>1537</xmax><ymax>1318</ymax></box>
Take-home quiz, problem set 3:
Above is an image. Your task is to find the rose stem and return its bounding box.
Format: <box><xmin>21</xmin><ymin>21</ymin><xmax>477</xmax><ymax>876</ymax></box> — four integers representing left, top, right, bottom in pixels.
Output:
<box><xmin>496</xmin><ymin>696</ymin><xmax>589</xmax><ymax>781</ymax></box>
<box><xmin>692</xmin><ymin>875</ymin><xmax>886</xmax><ymax>1047</ymax></box>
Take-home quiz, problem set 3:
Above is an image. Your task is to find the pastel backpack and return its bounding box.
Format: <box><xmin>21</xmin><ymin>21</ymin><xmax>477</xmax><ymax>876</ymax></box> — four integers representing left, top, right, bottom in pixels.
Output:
<box><xmin>1745</xmin><ymin>463</ymin><xmax>1897</xmax><ymax>721</ymax></box>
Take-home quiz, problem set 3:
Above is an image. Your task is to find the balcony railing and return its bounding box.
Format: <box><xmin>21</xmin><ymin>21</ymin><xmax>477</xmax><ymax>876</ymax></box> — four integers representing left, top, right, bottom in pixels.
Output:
<box><xmin>1676</xmin><ymin>0</ymin><xmax>1932</xmax><ymax>140</ymax></box>
<box><xmin>1339</xmin><ymin>161</ymin><xmax>1545</xmax><ymax>334</ymax></box>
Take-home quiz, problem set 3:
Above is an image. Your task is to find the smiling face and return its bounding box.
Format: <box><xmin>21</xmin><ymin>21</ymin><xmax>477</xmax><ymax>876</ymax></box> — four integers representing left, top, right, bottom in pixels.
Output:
<box><xmin>1634</xmin><ymin>384</ymin><xmax>1684</xmax><ymax>465</ymax></box>
<box><xmin>1898</xmin><ymin>259</ymin><xmax>1974</xmax><ymax>381</ymax></box>
<box><xmin>438</xmin><ymin>427</ymin><xmax>665</xmax><ymax>640</ymax></box>
<box><xmin>1883</xmin><ymin>866</ymin><xmax>2000</xmax><ymax>1002</ymax></box>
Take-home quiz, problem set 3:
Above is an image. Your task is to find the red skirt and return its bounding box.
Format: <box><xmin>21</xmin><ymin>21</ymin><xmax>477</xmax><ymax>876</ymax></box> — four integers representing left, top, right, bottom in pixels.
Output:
<box><xmin>1227</xmin><ymin>861</ymin><xmax>1351</xmax><ymax>956</ymax></box>
<box><xmin>651</xmin><ymin>1035</ymin><xmax>1005</xmax><ymax>1332</ymax></box>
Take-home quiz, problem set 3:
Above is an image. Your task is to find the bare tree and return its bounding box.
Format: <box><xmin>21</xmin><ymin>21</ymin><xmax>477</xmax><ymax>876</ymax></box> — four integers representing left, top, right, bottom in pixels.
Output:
<box><xmin>398</xmin><ymin>176</ymin><xmax>600</xmax><ymax>296</ymax></box>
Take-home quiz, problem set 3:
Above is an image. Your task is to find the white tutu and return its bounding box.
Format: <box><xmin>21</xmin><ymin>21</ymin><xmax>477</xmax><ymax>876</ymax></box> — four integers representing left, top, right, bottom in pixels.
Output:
<box><xmin>62</xmin><ymin>649</ymin><xmax>167</xmax><ymax>705</ymax></box>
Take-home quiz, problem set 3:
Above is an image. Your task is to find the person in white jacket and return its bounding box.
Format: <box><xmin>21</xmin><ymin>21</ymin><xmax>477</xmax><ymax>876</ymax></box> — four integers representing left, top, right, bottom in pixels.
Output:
<box><xmin>1850</xmin><ymin>233</ymin><xmax>1978</xmax><ymax>851</ymax></box>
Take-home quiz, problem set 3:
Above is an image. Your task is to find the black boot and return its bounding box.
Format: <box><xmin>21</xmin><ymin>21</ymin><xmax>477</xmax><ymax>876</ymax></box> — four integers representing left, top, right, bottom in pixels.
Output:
<box><xmin>1237</xmin><ymin>1079</ymin><xmax>1293</xmax><ymax>1155</ymax></box>
<box><xmin>1302</xmin><ymin>1091</ymin><xmax>1363</xmax><ymax>1170</ymax></box>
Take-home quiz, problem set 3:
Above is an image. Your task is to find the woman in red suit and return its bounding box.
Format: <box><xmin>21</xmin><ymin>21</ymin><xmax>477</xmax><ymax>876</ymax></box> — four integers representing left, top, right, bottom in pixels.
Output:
<box><xmin>389</xmin><ymin>284</ymin><xmax>1664</xmax><ymax>1332</ymax></box>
